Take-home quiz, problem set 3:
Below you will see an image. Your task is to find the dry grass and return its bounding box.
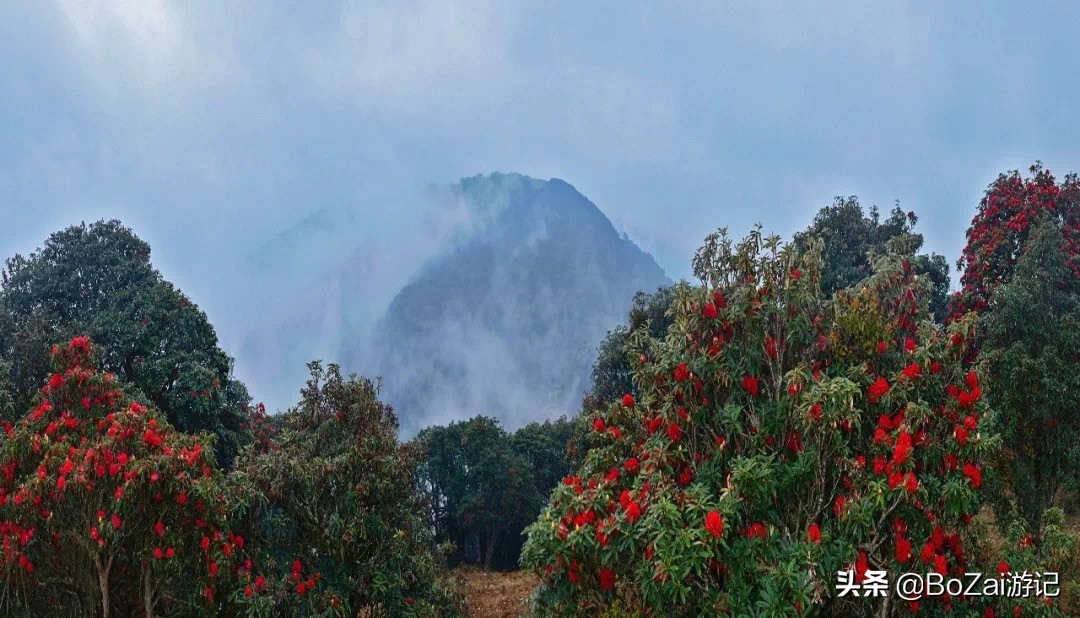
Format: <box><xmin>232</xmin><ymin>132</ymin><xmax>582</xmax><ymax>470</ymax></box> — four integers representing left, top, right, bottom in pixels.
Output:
<box><xmin>455</xmin><ymin>566</ymin><xmax>539</xmax><ymax>618</ymax></box>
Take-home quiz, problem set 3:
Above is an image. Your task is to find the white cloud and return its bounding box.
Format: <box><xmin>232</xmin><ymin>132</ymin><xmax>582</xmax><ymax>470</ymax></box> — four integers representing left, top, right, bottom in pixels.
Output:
<box><xmin>57</xmin><ymin>0</ymin><xmax>184</xmax><ymax>89</ymax></box>
<box><xmin>305</xmin><ymin>1</ymin><xmax>520</xmax><ymax>116</ymax></box>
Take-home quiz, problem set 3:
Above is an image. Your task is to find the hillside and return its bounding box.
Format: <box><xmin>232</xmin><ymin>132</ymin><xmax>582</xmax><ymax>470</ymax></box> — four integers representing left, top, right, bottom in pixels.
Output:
<box><xmin>364</xmin><ymin>172</ymin><xmax>670</xmax><ymax>434</ymax></box>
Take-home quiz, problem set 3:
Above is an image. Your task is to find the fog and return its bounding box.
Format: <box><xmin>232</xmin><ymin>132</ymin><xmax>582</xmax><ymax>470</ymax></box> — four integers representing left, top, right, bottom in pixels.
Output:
<box><xmin>3</xmin><ymin>2</ymin><xmax>1080</xmax><ymax>419</ymax></box>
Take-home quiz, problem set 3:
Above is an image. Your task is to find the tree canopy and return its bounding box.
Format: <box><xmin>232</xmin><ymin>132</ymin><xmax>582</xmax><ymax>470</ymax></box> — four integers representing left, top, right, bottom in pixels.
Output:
<box><xmin>981</xmin><ymin>217</ymin><xmax>1080</xmax><ymax>532</ymax></box>
<box><xmin>794</xmin><ymin>197</ymin><xmax>950</xmax><ymax>321</ymax></box>
<box><xmin>0</xmin><ymin>221</ymin><xmax>250</xmax><ymax>466</ymax></box>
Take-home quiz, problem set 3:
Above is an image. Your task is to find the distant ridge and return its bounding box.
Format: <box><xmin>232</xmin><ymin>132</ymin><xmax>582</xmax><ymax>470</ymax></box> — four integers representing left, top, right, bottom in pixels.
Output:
<box><xmin>364</xmin><ymin>172</ymin><xmax>670</xmax><ymax>434</ymax></box>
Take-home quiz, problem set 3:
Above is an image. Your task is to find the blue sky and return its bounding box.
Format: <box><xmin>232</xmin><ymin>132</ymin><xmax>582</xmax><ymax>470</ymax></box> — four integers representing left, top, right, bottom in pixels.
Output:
<box><xmin>2</xmin><ymin>1</ymin><xmax>1079</xmax><ymax>321</ymax></box>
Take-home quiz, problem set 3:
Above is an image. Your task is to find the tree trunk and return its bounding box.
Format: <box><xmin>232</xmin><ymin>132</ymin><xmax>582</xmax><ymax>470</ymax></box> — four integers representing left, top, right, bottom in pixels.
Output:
<box><xmin>143</xmin><ymin>570</ymin><xmax>154</xmax><ymax>618</ymax></box>
<box><xmin>484</xmin><ymin>530</ymin><xmax>498</xmax><ymax>569</ymax></box>
<box><xmin>95</xmin><ymin>554</ymin><xmax>112</xmax><ymax>618</ymax></box>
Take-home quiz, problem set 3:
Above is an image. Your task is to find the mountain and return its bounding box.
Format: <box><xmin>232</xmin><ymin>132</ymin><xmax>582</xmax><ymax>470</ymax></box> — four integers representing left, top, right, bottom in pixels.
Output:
<box><xmin>363</xmin><ymin>173</ymin><xmax>670</xmax><ymax>435</ymax></box>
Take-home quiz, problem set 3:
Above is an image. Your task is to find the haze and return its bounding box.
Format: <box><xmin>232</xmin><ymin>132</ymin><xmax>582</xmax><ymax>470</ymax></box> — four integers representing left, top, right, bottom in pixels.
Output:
<box><xmin>2</xmin><ymin>1</ymin><xmax>1078</xmax><ymax>415</ymax></box>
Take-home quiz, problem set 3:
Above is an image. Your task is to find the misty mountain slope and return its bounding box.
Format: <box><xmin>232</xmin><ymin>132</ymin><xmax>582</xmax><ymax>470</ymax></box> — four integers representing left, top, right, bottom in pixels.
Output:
<box><xmin>366</xmin><ymin>172</ymin><xmax>670</xmax><ymax>434</ymax></box>
<box><xmin>232</xmin><ymin>243</ymin><xmax>399</xmax><ymax>413</ymax></box>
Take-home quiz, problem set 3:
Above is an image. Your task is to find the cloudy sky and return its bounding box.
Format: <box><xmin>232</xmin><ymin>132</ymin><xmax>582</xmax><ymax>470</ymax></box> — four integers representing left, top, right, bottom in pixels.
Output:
<box><xmin>2</xmin><ymin>1</ymin><xmax>1079</xmax><ymax>337</ymax></box>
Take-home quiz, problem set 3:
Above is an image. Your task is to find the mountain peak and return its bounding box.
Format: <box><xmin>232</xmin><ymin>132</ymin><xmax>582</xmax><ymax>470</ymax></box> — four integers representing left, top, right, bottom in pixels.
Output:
<box><xmin>366</xmin><ymin>173</ymin><xmax>670</xmax><ymax>435</ymax></box>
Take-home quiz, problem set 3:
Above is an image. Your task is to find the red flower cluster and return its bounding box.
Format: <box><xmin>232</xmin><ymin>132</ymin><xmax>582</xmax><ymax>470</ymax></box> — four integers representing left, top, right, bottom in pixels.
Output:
<box><xmin>704</xmin><ymin>510</ymin><xmax>723</xmax><ymax>538</ymax></box>
<box><xmin>949</xmin><ymin>163</ymin><xmax>1080</xmax><ymax>322</ymax></box>
<box><xmin>868</xmin><ymin>377</ymin><xmax>890</xmax><ymax>404</ymax></box>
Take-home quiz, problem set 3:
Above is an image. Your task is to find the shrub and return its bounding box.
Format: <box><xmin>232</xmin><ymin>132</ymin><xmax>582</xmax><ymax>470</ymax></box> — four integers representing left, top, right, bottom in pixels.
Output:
<box><xmin>521</xmin><ymin>228</ymin><xmax>1012</xmax><ymax>616</ymax></box>
<box><xmin>226</xmin><ymin>362</ymin><xmax>464</xmax><ymax>617</ymax></box>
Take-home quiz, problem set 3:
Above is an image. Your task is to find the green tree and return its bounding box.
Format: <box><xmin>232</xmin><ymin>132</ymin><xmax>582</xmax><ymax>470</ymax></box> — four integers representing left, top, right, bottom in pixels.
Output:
<box><xmin>0</xmin><ymin>220</ymin><xmax>250</xmax><ymax>465</ymax></box>
<box><xmin>418</xmin><ymin>416</ymin><xmax>540</xmax><ymax>570</ymax></box>
<box><xmin>794</xmin><ymin>197</ymin><xmax>950</xmax><ymax>320</ymax></box>
<box><xmin>586</xmin><ymin>287</ymin><xmax>676</xmax><ymax>409</ymax></box>
<box><xmin>511</xmin><ymin>418</ymin><xmax>575</xmax><ymax>504</ymax></box>
<box><xmin>981</xmin><ymin>218</ymin><xmax>1080</xmax><ymax>532</ymax></box>
<box><xmin>227</xmin><ymin>361</ymin><xmax>463</xmax><ymax>617</ymax></box>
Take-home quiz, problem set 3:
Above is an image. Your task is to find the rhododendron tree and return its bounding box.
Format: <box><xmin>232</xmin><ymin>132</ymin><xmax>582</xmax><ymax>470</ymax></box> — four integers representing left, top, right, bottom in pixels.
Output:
<box><xmin>0</xmin><ymin>220</ymin><xmax>251</xmax><ymax>466</ymax></box>
<box><xmin>948</xmin><ymin>163</ymin><xmax>1080</xmax><ymax>323</ymax></box>
<box><xmin>521</xmin><ymin>228</ymin><xmax>1020</xmax><ymax>616</ymax></box>
<box><xmin>226</xmin><ymin>362</ymin><xmax>463</xmax><ymax>617</ymax></box>
<box><xmin>0</xmin><ymin>337</ymin><xmax>235</xmax><ymax>617</ymax></box>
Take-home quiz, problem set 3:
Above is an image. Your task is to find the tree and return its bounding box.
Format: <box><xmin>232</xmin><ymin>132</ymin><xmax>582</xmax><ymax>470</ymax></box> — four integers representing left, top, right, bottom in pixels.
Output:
<box><xmin>586</xmin><ymin>287</ymin><xmax>677</xmax><ymax>409</ymax></box>
<box><xmin>511</xmin><ymin>418</ymin><xmax>575</xmax><ymax>506</ymax></box>
<box><xmin>0</xmin><ymin>221</ymin><xmax>250</xmax><ymax>466</ymax></box>
<box><xmin>418</xmin><ymin>416</ymin><xmax>541</xmax><ymax>570</ymax></box>
<box><xmin>520</xmin><ymin>228</ymin><xmax>1024</xmax><ymax>616</ymax></box>
<box><xmin>226</xmin><ymin>362</ymin><xmax>463</xmax><ymax>617</ymax></box>
<box><xmin>0</xmin><ymin>336</ymin><xmax>234</xmax><ymax>617</ymax></box>
<box><xmin>948</xmin><ymin>163</ymin><xmax>1080</xmax><ymax>323</ymax></box>
<box><xmin>981</xmin><ymin>218</ymin><xmax>1080</xmax><ymax>532</ymax></box>
<box><xmin>794</xmin><ymin>197</ymin><xmax>950</xmax><ymax>321</ymax></box>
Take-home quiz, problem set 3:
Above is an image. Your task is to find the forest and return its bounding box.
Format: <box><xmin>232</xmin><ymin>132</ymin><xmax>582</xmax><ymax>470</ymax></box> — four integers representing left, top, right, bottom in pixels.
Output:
<box><xmin>0</xmin><ymin>163</ymin><xmax>1078</xmax><ymax>617</ymax></box>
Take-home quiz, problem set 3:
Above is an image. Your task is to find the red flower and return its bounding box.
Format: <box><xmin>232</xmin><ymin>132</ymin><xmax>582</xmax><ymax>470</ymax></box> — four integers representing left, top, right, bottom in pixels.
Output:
<box><xmin>872</xmin><ymin>456</ymin><xmax>886</xmax><ymax>476</ymax></box>
<box><xmin>790</xmin><ymin>268</ymin><xmax>801</xmax><ymax>280</ymax></box>
<box><xmin>153</xmin><ymin>547</ymin><xmax>163</xmax><ymax>560</ymax></box>
<box><xmin>954</xmin><ymin>426</ymin><xmax>969</xmax><ymax>446</ymax></box>
<box><xmin>877</xmin><ymin>341</ymin><xmax>888</xmax><ymax>355</ymax></box>
<box><xmin>933</xmin><ymin>554</ymin><xmax>947</xmax><ymax>576</ymax></box>
<box><xmin>904</xmin><ymin>472</ymin><xmax>918</xmax><ymax>494</ymax></box>
<box><xmin>255</xmin><ymin>575</ymin><xmax>266</xmax><ymax>590</ymax></box>
<box><xmin>892</xmin><ymin>432</ymin><xmax>913</xmax><ymax>465</ymax></box>
<box><xmin>704</xmin><ymin>510</ymin><xmax>724</xmax><ymax>538</ymax></box>
<box><xmin>901</xmin><ymin>362</ymin><xmax>921</xmax><ymax>380</ymax></box>
<box><xmin>110</xmin><ymin>514</ymin><xmax>121</xmax><ymax>529</ymax></box>
<box><xmin>244</xmin><ymin>586</ymin><xmax>253</xmax><ymax>598</ymax></box>
<box><xmin>855</xmin><ymin>551</ymin><xmax>869</xmax><ymax>582</ymax></box>
<box><xmin>920</xmin><ymin>543</ymin><xmax>935</xmax><ymax>564</ymax></box>
<box><xmin>807</xmin><ymin>523</ymin><xmax>821</xmax><ymax>543</ymax></box>
<box><xmin>740</xmin><ymin>375</ymin><xmax>759</xmax><ymax>397</ymax></box>
<box><xmin>962</xmin><ymin>463</ymin><xmax>982</xmax><ymax>488</ymax></box>
<box><xmin>868</xmin><ymin>377</ymin><xmax>890</xmax><ymax>404</ymax></box>
<box><xmin>896</xmin><ymin>537</ymin><xmax>912</xmax><ymax>564</ymax></box>
<box><xmin>155</xmin><ymin>521</ymin><xmax>165</xmax><ymax>536</ymax></box>
<box><xmin>833</xmin><ymin>496</ymin><xmax>846</xmax><ymax>517</ymax></box>
<box><xmin>764</xmin><ymin>336</ymin><xmax>778</xmax><ymax>359</ymax></box>
<box><xmin>807</xmin><ymin>403</ymin><xmax>822</xmax><ymax>422</ymax></box>
<box><xmin>599</xmin><ymin>567</ymin><xmax>614</xmax><ymax>592</ymax></box>
<box><xmin>592</xmin><ymin>418</ymin><xmax>605</xmax><ymax>433</ymax></box>
<box><xmin>624</xmin><ymin>458</ymin><xmax>639</xmax><ymax>474</ymax></box>
<box><xmin>904</xmin><ymin>338</ymin><xmax>916</xmax><ymax>353</ymax></box>
<box><xmin>621</xmin><ymin>394</ymin><xmax>635</xmax><ymax>408</ymax></box>
<box><xmin>49</xmin><ymin>373</ymin><xmax>63</xmax><ymax>390</ymax></box>
<box><xmin>624</xmin><ymin>501</ymin><xmax>641</xmax><ymax>524</ymax></box>
<box><xmin>745</xmin><ymin>522</ymin><xmax>767</xmax><ymax>539</ymax></box>
<box><xmin>673</xmin><ymin>363</ymin><xmax>690</xmax><ymax>382</ymax></box>
<box><xmin>702</xmin><ymin>302</ymin><xmax>719</xmax><ymax>319</ymax></box>
<box><xmin>667</xmin><ymin>423</ymin><xmax>682</xmax><ymax>442</ymax></box>
<box><xmin>930</xmin><ymin>360</ymin><xmax>942</xmax><ymax>374</ymax></box>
